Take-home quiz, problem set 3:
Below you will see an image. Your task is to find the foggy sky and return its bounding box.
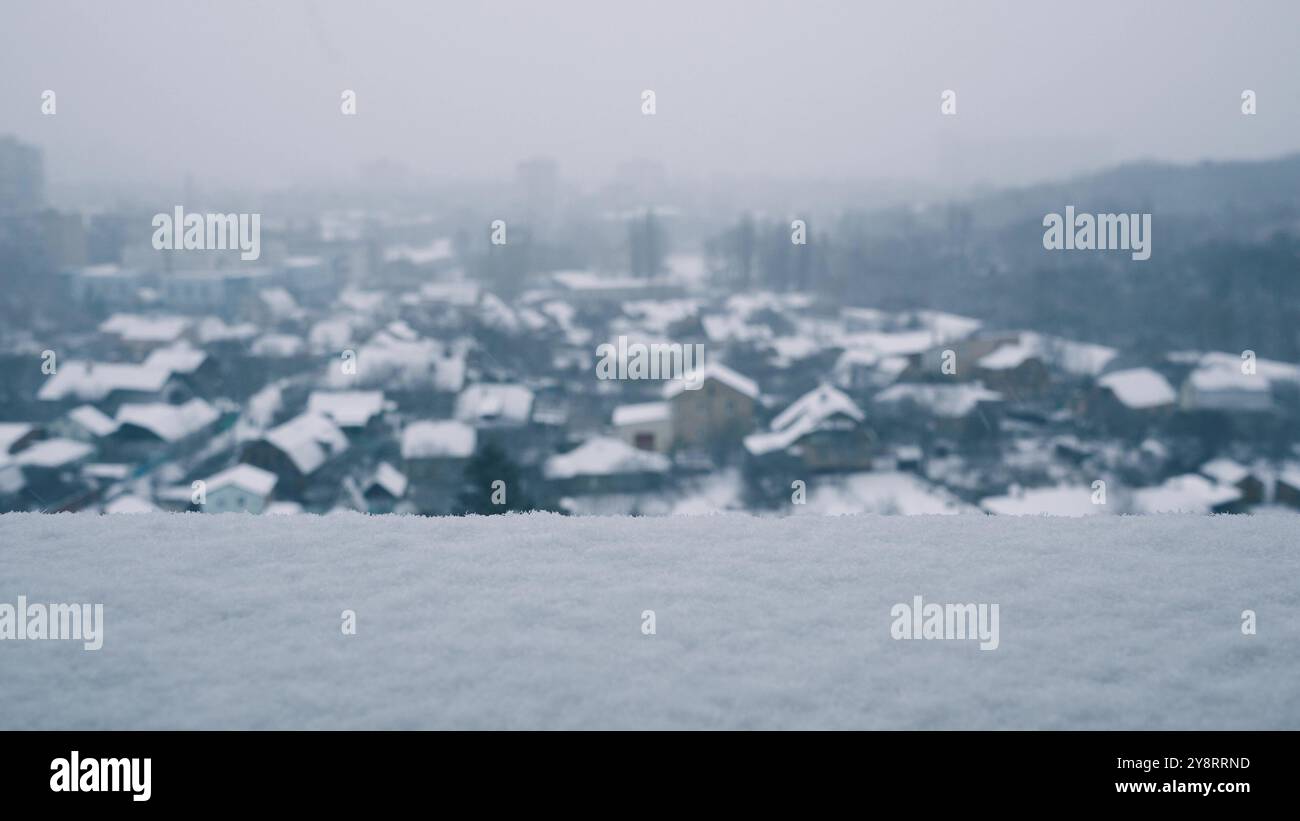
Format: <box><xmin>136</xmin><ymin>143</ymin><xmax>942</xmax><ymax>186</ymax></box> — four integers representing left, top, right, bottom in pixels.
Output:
<box><xmin>3</xmin><ymin>0</ymin><xmax>1299</xmax><ymax>191</ymax></box>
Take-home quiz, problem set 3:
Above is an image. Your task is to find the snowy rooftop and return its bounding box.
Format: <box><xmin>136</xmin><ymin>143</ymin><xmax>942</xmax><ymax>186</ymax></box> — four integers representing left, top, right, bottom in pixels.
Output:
<box><xmin>14</xmin><ymin>438</ymin><xmax>93</xmax><ymax>468</ymax></box>
<box><xmin>612</xmin><ymin>401</ymin><xmax>671</xmax><ymax>427</ymax></box>
<box><xmin>455</xmin><ymin>384</ymin><xmax>535</xmax><ymax>426</ymax></box>
<box><xmin>663</xmin><ymin>362</ymin><xmax>759</xmax><ymax>400</ymax></box>
<box><xmin>1097</xmin><ymin>367</ymin><xmax>1176</xmax><ymax>409</ymax></box>
<box><xmin>99</xmin><ymin>313</ymin><xmax>190</xmax><ymax>343</ymax></box>
<box><xmin>1</xmin><ymin>512</ymin><xmax>1293</xmax><ymax>729</ymax></box>
<box><xmin>0</xmin><ymin>423</ymin><xmax>34</xmax><ymax>455</ymax></box>
<box><xmin>204</xmin><ymin>463</ymin><xmax>279</xmax><ymax>497</ymax></box>
<box><xmin>747</xmin><ymin>384</ymin><xmax>865</xmax><ymax>456</ymax></box>
<box><xmin>115</xmin><ymin>398</ymin><xmax>220</xmax><ymax>443</ymax></box>
<box><xmin>543</xmin><ymin>436</ymin><xmax>671</xmax><ymax>480</ymax></box>
<box><xmin>1132</xmin><ymin>474</ymin><xmax>1243</xmax><ymax>514</ymax></box>
<box><xmin>980</xmin><ymin>485</ymin><xmax>1103</xmax><ymax>517</ymax></box>
<box><xmin>38</xmin><ymin>361</ymin><xmax>172</xmax><ymax>402</ymax></box>
<box><xmin>307</xmin><ymin>390</ymin><xmax>387</xmax><ymax>429</ymax></box>
<box><xmin>874</xmin><ymin>382</ymin><xmax>1002</xmax><ymax>418</ymax></box>
<box><xmin>401</xmin><ymin>420</ymin><xmax>476</xmax><ymax>460</ymax></box>
<box><xmin>263</xmin><ymin>413</ymin><xmax>349</xmax><ymax>475</ymax></box>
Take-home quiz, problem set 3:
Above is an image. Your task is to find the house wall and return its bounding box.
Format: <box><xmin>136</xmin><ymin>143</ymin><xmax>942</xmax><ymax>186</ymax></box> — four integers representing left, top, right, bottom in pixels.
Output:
<box><xmin>669</xmin><ymin>379</ymin><xmax>755</xmax><ymax>449</ymax></box>
<box><xmin>206</xmin><ymin>484</ymin><xmax>269</xmax><ymax>514</ymax></box>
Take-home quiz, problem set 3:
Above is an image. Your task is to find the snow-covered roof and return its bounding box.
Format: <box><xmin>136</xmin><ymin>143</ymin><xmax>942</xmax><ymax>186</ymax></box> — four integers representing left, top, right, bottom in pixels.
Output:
<box><xmin>38</xmin><ymin>361</ymin><xmax>172</xmax><ymax>402</ymax></box>
<box><xmin>1195</xmin><ymin>351</ymin><xmax>1300</xmax><ymax>384</ymax></box>
<box><xmin>0</xmin><ymin>423</ymin><xmax>35</xmax><ymax>454</ymax></box>
<box><xmin>195</xmin><ymin>316</ymin><xmax>259</xmax><ymax>343</ymax></box>
<box><xmin>250</xmin><ymin>333</ymin><xmax>305</xmax><ymax>358</ymax></box>
<box><xmin>794</xmin><ymin>470</ymin><xmax>971</xmax><ymax>515</ymax></box>
<box><xmin>664</xmin><ymin>362</ymin><xmax>759</xmax><ymax>400</ymax></box>
<box><xmin>1097</xmin><ymin>368</ymin><xmax>1176</xmax><ymax>409</ymax></box>
<box><xmin>100</xmin><ymin>313</ymin><xmax>189</xmax><ymax>343</ymax></box>
<box><xmin>263</xmin><ymin>413</ymin><xmax>349</xmax><ymax>475</ymax></box>
<box><xmin>307</xmin><ymin>390</ymin><xmax>386</xmax><ymax>429</ymax></box>
<box><xmin>977</xmin><ymin>341</ymin><xmax>1037</xmax><ymax>371</ymax></box>
<box><xmin>258</xmin><ymin>287</ymin><xmax>302</xmax><ymax>320</ymax></box>
<box><xmin>384</xmin><ymin>238</ymin><xmax>453</xmax><ymax>266</ymax></box>
<box><xmin>1134</xmin><ymin>474</ymin><xmax>1242</xmax><ymax>514</ymax></box>
<box><xmin>325</xmin><ymin>331</ymin><xmax>466</xmax><ymax>393</ymax></box>
<box><xmin>366</xmin><ymin>463</ymin><xmax>408</xmax><ymax>498</ymax></box>
<box><xmin>1185</xmin><ymin>366</ymin><xmax>1271</xmax><ymax>394</ymax></box>
<box><xmin>747</xmin><ymin>384</ymin><xmax>867</xmax><ymax>456</ymax></box>
<box><xmin>67</xmin><ymin>405</ymin><xmax>119</xmax><ymax>437</ymax></box>
<box><xmin>455</xmin><ymin>384</ymin><xmax>534</xmax><ymax>426</ymax></box>
<box><xmin>1133</xmin><ymin>474</ymin><xmax>1243</xmax><ymax>514</ymax></box>
<box><xmin>401</xmin><ymin>420</ymin><xmax>476</xmax><ymax>460</ymax></box>
<box><xmin>543</xmin><ymin>436</ymin><xmax>670</xmax><ymax>480</ymax></box>
<box><xmin>874</xmin><ymin>383</ymin><xmax>1003</xmax><ymax>418</ymax></box>
<box><xmin>103</xmin><ymin>494</ymin><xmax>157</xmax><ymax>514</ymax></box>
<box><xmin>908</xmin><ymin>309</ymin><xmax>983</xmax><ymax>342</ymax></box>
<box><xmin>115</xmin><ymin>399</ymin><xmax>219</xmax><ymax>442</ymax></box>
<box><xmin>143</xmin><ymin>344</ymin><xmax>208</xmax><ymax>375</ymax></box>
<box><xmin>205</xmin><ymin>463</ymin><xmax>278</xmax><ymax>497</ymax></box>
<box><xmin>15</xmin><ymin>438</ymin><xmax>93</xmax><ymax>468</ymax></box>
<box><xmin>1199</xmin><ymin>458</ymin><xmax>1251</xmax><ymax>486</ymax></box>
<box><xmin>980</xmin><ymin>486</ymin><xmax>1103</xmax><ymax>517</ymax></box>
<box><xmin>612</xmin><ymin>401</ymin><xmax>671</xmax><ymax>427</ymax></box>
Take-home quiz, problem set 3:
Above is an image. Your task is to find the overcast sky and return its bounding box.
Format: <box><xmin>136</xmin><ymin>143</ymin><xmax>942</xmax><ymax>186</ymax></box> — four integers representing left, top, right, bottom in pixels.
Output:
<box><xmin>3</xmin><ymin>0</ymin><xmax>1299</xmax><ymax>191</ymax></box>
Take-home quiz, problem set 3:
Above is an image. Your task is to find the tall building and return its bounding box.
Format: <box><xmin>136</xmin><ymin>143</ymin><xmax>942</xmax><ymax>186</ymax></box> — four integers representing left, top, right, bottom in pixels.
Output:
<box><xmin>0</xmin><ymin>135</ymin><xmax>45</xmax><ymax>213</ymax></box>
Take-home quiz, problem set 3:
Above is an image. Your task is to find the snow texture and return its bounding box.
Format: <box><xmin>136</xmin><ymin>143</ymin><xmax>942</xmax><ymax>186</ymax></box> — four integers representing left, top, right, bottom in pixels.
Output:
<box><xmin>0</xmin><ymin>512</ymin><xmax>1295</xmax><ymax>730</ymax></box>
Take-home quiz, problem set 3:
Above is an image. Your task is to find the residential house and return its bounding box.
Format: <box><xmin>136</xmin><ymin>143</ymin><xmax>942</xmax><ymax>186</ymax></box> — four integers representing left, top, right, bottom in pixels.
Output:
<box><xmin>200</xmin><ymin>463</ymin><xmax>279</xmax><ymax>514</ymax></box>
<box><xmin>611</xmin><ymin>401</ymin><xmax>673</xmax><ymax>453</ymax></box>
<box><xmin>743</xmin><ymin>384</ymin><xmax>874</xmax><ymax>472</ymax></box>
<box><xmin>363</xmin><ymin>462</ymin><xmax>409</xmax><ymax>514</ymax></box>
<box><xmin>664</xmin><ymin>362</ymin><xmax>759</xmax><ymax>452</ymax></box>
<box><xmin>543</xmin><ymin>436</ymin><xmax>671</xmax><ymax>495</ymax></box>
<box><xmin>241</xmin><ymin>412</ymin><xmax>350</xmax><ymax>502</ymax></box>
<box><xmin>1198</xmin><ymin>458</ymin><xmax>1265</xmax><ymax>505</ymax></box>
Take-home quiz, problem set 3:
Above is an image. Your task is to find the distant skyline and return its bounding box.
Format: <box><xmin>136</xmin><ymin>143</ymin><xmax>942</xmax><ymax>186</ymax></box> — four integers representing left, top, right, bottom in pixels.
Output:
<box><xmin>3</xmin><ymin>1</ymin><xmax>1299</xmax><ymax>191</ymax></box>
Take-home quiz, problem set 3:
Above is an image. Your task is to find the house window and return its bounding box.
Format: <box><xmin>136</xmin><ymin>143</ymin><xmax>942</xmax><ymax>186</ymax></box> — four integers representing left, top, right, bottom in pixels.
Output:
<box><xmin>634</xmin><ymin>432</ymin><xmax>655</xmax><ymax>451</ymax></box>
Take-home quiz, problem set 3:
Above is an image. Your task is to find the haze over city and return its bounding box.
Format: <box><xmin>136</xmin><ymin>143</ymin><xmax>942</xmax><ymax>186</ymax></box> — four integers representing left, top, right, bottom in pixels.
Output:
<box><xmin>4</xmin><ymin>0</ymin><xmax>1300</xmax><ymax>192</ymax></box>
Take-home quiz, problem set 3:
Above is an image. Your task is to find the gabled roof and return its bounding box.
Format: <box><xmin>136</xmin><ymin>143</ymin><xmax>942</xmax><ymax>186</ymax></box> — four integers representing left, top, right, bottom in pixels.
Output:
<box><xmin>115</xmin><ymin>399</ymin><xmax>219</xmax><ymax>442</ymax></box>
<box><xmin>664</xmin><ymin>362</ymin><xmax>759</xmax><ymax>400</ymax></box>
<box><xmin>263</xmin><ymin>413</ymin><xmax>349</xmax><ymax>475</ymax></box>
<box><xmin>15</xmin><ymin>438</ymin><xmax>93</xmax><ymax>468</ymax></box>
<box><xmin>100</xmin><ymin>313</ymin><xmax>190</xmax><ymax>343</ymax></box>
<box><xmin>745</xmin><ymin>384</ymin><xmax>866</xmax><ymax>457</ymax></box>
<box><xmin>455</xmin><ymin>384</ymin><xmax>534</xmax><ymax>426</ymax></box>
<box><xmin>1098</xmin><ymin>368</ymin><xmax>1176</xmax><ymax>409</ymax></box>
<box><xmin>365</xmin><ymin>463</ymin><xmax>408</xmax><ymax>499</ymax></box>
<box><xmin>401</xmin><ymin>420</ymin><xmax>476</xmax><ymax>460</ymax></box>
<box><xmin>543</xmin><ymin>436</ymin><xmax>670</xmax><ymax>480</ymax></box>
<box><xmin>0</xmin><ymin>423</ymin><xmax>36</xmax><ymax>454</ymax></box>
<box><xmin>205</xmin><ymin>463</ymin><xmax>278</xmax><ymax>497</ymax></box>
<box><xmin>67</xmin><ymin>405</ymin><xmax>119</xmax><ymax>437</ymax></box>
<box><xmin>38</xmin><ymin>361</ymin><xmax>172</xmax><ymax>402</ymax></box>
<box><xmin>612</xmin><ymin>401</ymin><xmax>671</xmax><ymax>427</ymax></box>
<box><xmin>307</xmin><ymin>391</ymin><xmax>386</xmax><ymax>429</ymax></box>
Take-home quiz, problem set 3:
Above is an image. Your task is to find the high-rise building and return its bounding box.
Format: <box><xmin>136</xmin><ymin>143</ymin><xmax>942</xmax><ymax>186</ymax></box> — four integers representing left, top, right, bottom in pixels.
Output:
<box><xmin>0</xmin><ymin>135</ymin><xmax>46</xmax><ymax>213</ymax></box>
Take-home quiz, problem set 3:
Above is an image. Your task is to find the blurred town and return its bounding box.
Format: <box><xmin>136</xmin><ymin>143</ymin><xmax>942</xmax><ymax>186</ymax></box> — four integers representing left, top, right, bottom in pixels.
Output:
<box><xmin>3</xmin><ymin>134</ymin><xmax>1300</xmax><ymax>517</ymax></box>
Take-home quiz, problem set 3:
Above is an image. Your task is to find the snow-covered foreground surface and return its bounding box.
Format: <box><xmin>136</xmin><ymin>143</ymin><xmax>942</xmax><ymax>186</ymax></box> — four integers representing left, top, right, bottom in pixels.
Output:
<box><xmin>1</xmin><ymin>511</ymin><xmax>1296</xmax><ymax>729</ymax></box>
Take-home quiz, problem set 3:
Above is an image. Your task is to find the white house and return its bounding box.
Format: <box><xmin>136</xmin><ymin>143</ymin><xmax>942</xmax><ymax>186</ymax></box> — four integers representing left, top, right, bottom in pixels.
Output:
<box><xmin>201</xmin><ymin>464</ymin><xmax>279</xmax><ymax>514</ymax></box>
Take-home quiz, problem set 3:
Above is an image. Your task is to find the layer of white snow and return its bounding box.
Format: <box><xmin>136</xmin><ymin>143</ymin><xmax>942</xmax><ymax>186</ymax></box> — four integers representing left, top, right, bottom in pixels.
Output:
<box><xmin>3</xmin><ymin>512</ymin><xmax>1293</xmax><ymax>729</ymax></box>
